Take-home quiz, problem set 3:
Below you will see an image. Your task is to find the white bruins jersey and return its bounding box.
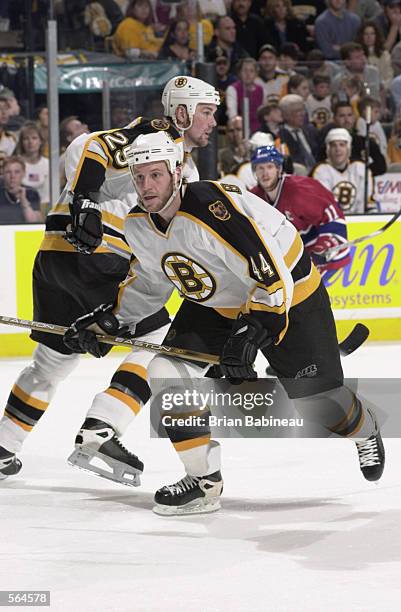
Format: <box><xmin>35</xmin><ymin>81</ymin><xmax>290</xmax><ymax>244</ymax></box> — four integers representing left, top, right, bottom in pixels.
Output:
<box><xmin>115</xmin><ymin>181</ymin><xmax>321</xmax><ymax>343</ymax></box>
<box><xmin>305</xmin><ymin>95</ymin><xmax>332</xmax><ymax>129</ymax></box>
<box><xmin>40</xmin><ymin>118</ymin><xmax>184</xmax><ymax>257</ymax></box>
<box><xmin>312</xmin><ymin>160</ymin><xmax>377</xmax><ymax>214</ymax></box>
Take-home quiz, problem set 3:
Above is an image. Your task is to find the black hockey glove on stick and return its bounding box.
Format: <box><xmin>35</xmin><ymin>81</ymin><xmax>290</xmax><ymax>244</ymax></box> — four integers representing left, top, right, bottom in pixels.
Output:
<box><xmin>63</xmin><ymin>304</ymin><xmax>128</xmax><ymax>358</ymax></box>
<box><xmin>64</xmin><ymin>193</ymin><xmax>103</xmax><ymax>255</ymax></box>
<box><xmin>220</xmin><ymin>314</ymin><xmax>273</xmax><ymax>384</ymax></box>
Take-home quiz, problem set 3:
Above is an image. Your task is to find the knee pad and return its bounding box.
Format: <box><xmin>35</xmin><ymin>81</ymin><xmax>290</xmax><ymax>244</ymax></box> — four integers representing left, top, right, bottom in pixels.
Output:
<box><xmin>29</xmin><ymin>343</ymin><xmax>80</xmax><ymax>383</ymax></box>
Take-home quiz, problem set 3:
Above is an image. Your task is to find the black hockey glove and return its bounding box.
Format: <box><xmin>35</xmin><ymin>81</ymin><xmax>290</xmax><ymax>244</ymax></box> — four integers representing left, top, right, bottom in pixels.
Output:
<box><xmin>64</xmin><ymin>193</ymin><xmax>103</xmax><ymax>255</ymax></box>
<box><xmin>63</xmin><ymin>304</ymin><xmax>128</xmax><ymax>358</ymax></box>
<box><xmin>220</xmin><ymin>314</ymin><xmax>272</xmax><ymax>384</ymax></box>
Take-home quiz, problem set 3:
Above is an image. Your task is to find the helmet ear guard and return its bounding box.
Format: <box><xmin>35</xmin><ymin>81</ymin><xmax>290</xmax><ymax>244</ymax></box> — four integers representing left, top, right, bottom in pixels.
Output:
<box><xmin>161</xmin><ymin>76</ymin><xmax>220</xmax><ymax>131</ymax></box>
<box><xmin>127</xmin><ymin>131</ymin><xmax>184</xmax><ymax>213</ymax></box>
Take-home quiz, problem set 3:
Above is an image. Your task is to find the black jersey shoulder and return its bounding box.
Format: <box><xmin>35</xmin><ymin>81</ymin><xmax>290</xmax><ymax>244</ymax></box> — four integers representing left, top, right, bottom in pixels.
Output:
<box><xmin>180</xmin><ymin>181</ymin><xmax>281</xmax><ymax>286</ymax></box>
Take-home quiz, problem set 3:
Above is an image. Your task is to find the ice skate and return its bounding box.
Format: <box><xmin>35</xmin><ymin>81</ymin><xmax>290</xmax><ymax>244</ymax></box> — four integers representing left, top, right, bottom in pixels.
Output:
<box><xmin>153</xmin><ymin>471</ymin><xmax>223</xmax><ymax>516</ymax></box>
<box><xmin>67</xmin><ymin>418</ymin><xmax>143</xmax><ymax>487</ymax></box>
<box><xmin>355</xmin><ymin>407</ymin><xmax>385</xmax><ymax>481</ymax></box>
<box><xmin>0</xmin><ymin>445</ymin><xmax>22</xmax><ymax>480</ymax></box>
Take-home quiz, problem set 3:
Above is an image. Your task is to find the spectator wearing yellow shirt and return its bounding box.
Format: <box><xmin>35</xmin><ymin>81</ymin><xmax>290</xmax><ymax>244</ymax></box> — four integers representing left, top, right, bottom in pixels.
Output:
<box><xmin>177</xmin><ymin>2</ymin><xmax>214</xmax><ymax>52</ymax></box>
<box><xmin>112</xmin><ymin>0</ymin><xmax>163</xmax><ymax>59</ymax></box>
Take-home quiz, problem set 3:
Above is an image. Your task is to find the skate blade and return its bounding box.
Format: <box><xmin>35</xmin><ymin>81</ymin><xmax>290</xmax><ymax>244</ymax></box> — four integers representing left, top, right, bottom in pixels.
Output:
<box><xmin>67</xmin><ymin>449</ymin><xmax>141</xmax><ymax>487</ymax></box>
<box><xmin>152</xmin><ymin>497</ymin><xmax>221</xmax><ymax>516</ymax></box>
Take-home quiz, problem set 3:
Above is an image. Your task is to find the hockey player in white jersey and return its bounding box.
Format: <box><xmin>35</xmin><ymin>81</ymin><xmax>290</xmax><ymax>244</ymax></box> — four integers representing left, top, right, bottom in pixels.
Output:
<box><xmin>0</xmin><ymin>77</ymin><xmax>220</xmax><ymax>484</ymax></box>
<box><xmin>64</xmin><ymin>131</ymin><xmax>385</xmax><ymax>515</ymax></box>
<box><xmin>311</xmin><ymin>128</ymin><xmax>378</xmax><ymax>214</ymax></box>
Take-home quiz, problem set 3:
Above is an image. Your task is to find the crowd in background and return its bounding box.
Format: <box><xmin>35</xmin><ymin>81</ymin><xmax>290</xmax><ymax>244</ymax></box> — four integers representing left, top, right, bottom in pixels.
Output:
<box><xmin>2</xmin><ymin>0</ymin><xmax>401</xmax><ymax>223</ymax></box>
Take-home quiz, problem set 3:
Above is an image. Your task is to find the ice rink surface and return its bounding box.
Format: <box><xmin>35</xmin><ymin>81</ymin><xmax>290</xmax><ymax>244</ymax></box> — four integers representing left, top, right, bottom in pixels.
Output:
<box><xmin>0</xmin><ymin>343</ymin><xmax>400</xmax><ymax>612</ymax></box>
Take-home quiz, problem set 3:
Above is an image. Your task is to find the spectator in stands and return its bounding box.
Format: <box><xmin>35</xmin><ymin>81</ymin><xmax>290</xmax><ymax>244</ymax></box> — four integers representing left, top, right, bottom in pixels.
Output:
<box><xmin>230</xmin><ymin>0</ymin><xmax>267</xmax><ymax>58</ymax></box>
<box><xmin>306</xmin><ymin>48</ymin><xmax>341</xmax><ymax>81</ymax></box>
<box><xmin>226</xmin><ymin>57</ymin><xmax>264</xmax><ymax>134</ymax></box>
<box><xmin>0</xmin><ymin>87</ymin><xmax>25</xmax><ymax>133</ymax></box>
<box><xmin>15</xmin><ymin>122</ymin><xmax>49</xmax><ymax>212</ymax></box>
<box><xmin>157</xmin><ymin>19</ymin><xmax>196</xmax><ymax>62</ymax></box>
<box><xmin>357</xmin><ymin>21</ymin><xmax>394</xmax><ymax>89</ymax></box>
<box><xmin>356</xmin><ymin>96</ymin><xmax>388</xmax><ymax>158</ymax></box>
<box><xmin>287</xmin><ymin>74</ymin><xmax>310</xmax><ymax>100</ymax></box>
<box><xmin>0</xmin><ymin>96</ymin><xmax>16</xmax><ymax>157</ymax></box>
<box><xmin>112</xmin><ymin>0</ymin><xmax>163</xmax><ymax>58</ymax></box>
<box><xmin>312</xmin><ymin>128</ymin><xmax>378</xmax><ymax>214</ymax></box>
<box><xmin>278</xmin><ymin>93</ymin><xmax>319</xmax><ymax>170</ymax></box>
<box><xmin>278</xmin><ymin>42</ymin><xmax>301</xmax><ymax>75</ymax></box>
<box><xmin>387</xmin><ymin>115</ymin><xmax>401</xmax><ymax>162</ymax></box>
<box><xmin>334</xmin><ymin>42</ymin><xmax>381</xmax><ymax>100</ymax></box>
<box><xmin>256</xmin><ymin>102</ymin><xmax>283</xmax><ymax>138</ymax></box>
<box><xmin>59</xmin><ymin>116</ymin><xmax>89</xmax><ymax>187</ymax></box>
<box><xmin>218</xmin><ymin>115</ymin><xmax>248</xmax><ymax>175</ymax></box>
<box><xmin>176</xmin><ymin>1</ymin><xmax>214</xmax><ymax>51</ymax></box>
<box><xmin>314</xmin><ymin>0</ymin><xmax>360</xmax><ymax>60</ymax></box>
<box><xmin>333</xmin><ymin>75</ymin><xmax>366</xmax><ymax>117</ymax></box>
<box><xmin>305</xmin><ymin>75</ymin><xmax>333</xmax><ymax>130</ymax></box>
<box><xmin>0</xmin><ymin>156</ymin><xmax>42</xmax><ymax>224</ymax></box>
<box><xmin>318</xmin><ymin>101</ymin><xmax>387</xmax><ymax>176</ymax></box>
<box><xmin>206</xmin><ymin>15</ymin><xmax>248</xmax><ymax>71</ymax></box>
<box><xmin>263</xmin><ymin>0</ymin><xmax>309</xmax><ymax>54</ymax></box>
<box><xmin>374</xmin><ymin>0</ymin><xmax>401</xmax><ymax>52</ymax></box>
<box><xmin>35</xmin><ymin>106</ymin><xmax>49</xmax><ymax>158</ymax></box>
<box><xmin>347</xmin><ymin>0</ymin><xmax>383</xmax><ymax>21</ymax></box>
<box><xmin>213</xmin><ymin>53</ymin><xmax>238</xmax><ymax>127</ymax></box>
<box><xmin>255</xmin><ymin>43</ymin><xmax>288</xmax><ymax>103</ymax></box>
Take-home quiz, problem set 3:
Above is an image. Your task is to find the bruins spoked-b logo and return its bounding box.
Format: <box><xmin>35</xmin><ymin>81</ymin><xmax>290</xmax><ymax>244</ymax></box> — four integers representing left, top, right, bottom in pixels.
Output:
<box><xmin>174</xmin><ymin>77</ymin><xmax>188</xmax><ymax>88</ymax></box>
<box><xmin>209</xmin><ymin>200</ymin><xmax>231</xmax><ymax>221</ymax></box>
<box><xmin>150</xmin><ymin>118</ymin><xmax>171</xmax><ymax>131</ymax></box>
<box><xmin>333</xmin><ymin>181</ymin><xmax>356</xmax><ymax>212</ymax></box>
<box><xmin>161</xmin><ymin>253</ymin><xmax>216</xmax><ymax>302</ymax></box>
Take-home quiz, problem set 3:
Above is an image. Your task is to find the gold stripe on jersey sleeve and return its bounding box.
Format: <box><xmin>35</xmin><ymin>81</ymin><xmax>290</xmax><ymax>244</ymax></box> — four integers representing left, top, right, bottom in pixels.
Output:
<box><xmin>86</xmin><ymin>149</ymin><xmax>108</xmax><ymax>169</ymax></box>
<box><xmin>117</xmin><ymin>362</ymin><xmax>147</xmax><ymax>381</ymax></box>
<box><xmin>284</xmin><ymin>233</ymin><xmax>304</xmax><ymax>270</ymax></box>
<box><xmin>48</xmin><ymin>202</ymin><xmax>69</xmax><ymax>215</ymax></box>
<box><xmin>173</xmin><ymin>435</ymin><xmax>211</xmax><ymax>452</ymax></box>
<box><xmin>115</xmin><ymin>270</ymin><xmax>137</xmax><ymax>312</ymax></box>
<box><xmin>102</xmin><ymin>234</ymin><xmax>131</xmax><ymax>254</ymax></box>
<box><xmin>92</xmin><ymin>135</ymin><xmax>113</xmax><ymax>164</ymax></box>
<box><xmin>102</xmin><ymin>211</ymin><xmax>126</xmax><ymax>231</ymax></box>
<box><xmin>39</xmin><ymin>234</ymin><xmax>119</xmax><ymax>254</ymax></box>
<box><xmin>291</xmin><ymin>264</ymin><xmax>321</xmax><ymax>306</ymax></box>
<box><xmin>126</xmin><ymin>212</ymin><xmax>147</xmax><ymax>219</ymax></box>
<box><xmin>70</xmin><ymin>136</ymin><xmax>105</xmax><ymax>191</ymax></box>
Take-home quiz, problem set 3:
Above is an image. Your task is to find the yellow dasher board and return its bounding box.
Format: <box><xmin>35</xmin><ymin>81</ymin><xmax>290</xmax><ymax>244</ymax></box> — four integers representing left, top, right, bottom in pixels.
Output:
<box><xmin>1</xmin><ymin>215</ymin><xmax>400</xmax><ymax>356</ymax></box>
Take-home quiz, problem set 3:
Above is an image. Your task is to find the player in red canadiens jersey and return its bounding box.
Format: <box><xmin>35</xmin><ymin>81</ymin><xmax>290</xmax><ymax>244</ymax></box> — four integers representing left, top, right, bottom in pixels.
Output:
<box><xmin>249</xmin><ymin>145</ymin><xmax>351</xmax><ymax>275</ymax></box>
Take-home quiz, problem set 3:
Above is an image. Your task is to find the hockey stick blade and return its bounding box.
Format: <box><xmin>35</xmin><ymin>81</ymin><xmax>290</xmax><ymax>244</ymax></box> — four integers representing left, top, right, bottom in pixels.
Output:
<box><xmin>338</xmin><ymin>323</ymin><xmax>369</xmax><ymax>356</ymax></box>
<box><xmin>325</xmin><ymin>209</ymin><xmax>401</xmax><ymax>261</ymax></box>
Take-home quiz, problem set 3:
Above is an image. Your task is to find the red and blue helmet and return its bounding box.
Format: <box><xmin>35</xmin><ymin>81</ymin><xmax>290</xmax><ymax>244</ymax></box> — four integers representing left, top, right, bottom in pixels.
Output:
<box><xmin>251</xmin><ymin>145</ymin><xmax>284</xmax><ymax>169</ymax></box>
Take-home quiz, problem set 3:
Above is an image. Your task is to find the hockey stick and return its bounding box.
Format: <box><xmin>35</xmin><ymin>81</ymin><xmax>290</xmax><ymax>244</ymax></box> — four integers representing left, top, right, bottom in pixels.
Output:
<box><xmin>325</xmin><ymin>209</ymin><xmax>401</xmax><ymax>261</ymax></box>
<box><xmin>0</xmin><ymin>316</ymin><xmax>369</xmax><ymax>363</ymax></box>
<box><xmin>0</xmin><ymin>316</ymin><xmax>219</xmax><ymax>365</ymax></box>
